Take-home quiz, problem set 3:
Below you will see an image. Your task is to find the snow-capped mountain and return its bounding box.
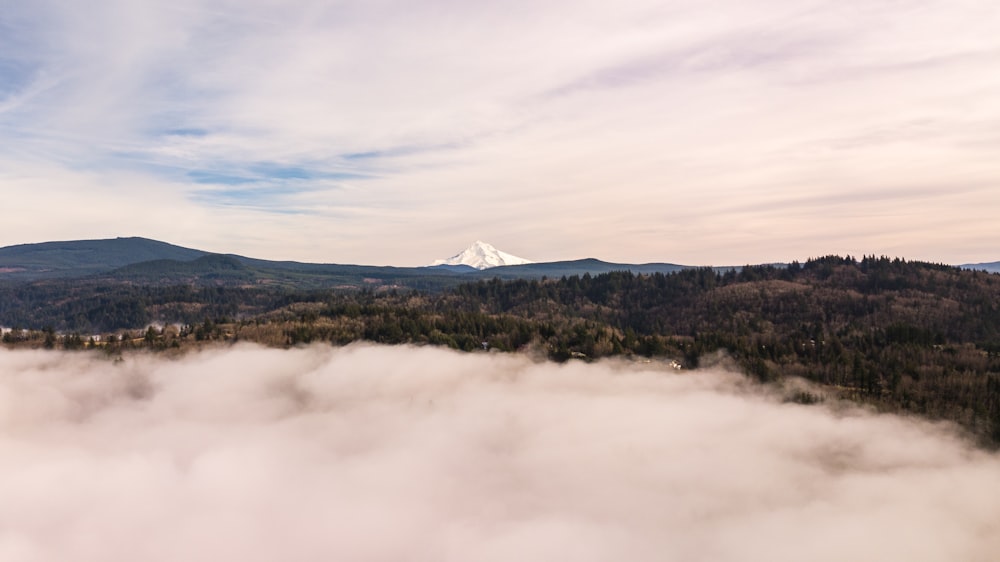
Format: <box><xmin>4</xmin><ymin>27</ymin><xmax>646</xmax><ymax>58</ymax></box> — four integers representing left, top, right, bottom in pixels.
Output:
<box><xmin>431</xmin><ymin>241</ymin><xmax>533</xmax><ymax>270</ymax></box>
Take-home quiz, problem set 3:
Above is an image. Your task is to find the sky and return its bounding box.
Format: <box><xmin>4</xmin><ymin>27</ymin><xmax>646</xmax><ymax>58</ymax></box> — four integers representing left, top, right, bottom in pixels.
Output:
<box><xmin>0</xmin><ymin>0</ymin><xmax>998</xmax><ymax>266</ymax></box>
<box><xmin>2</xmin><ymin>344</ymin><xmax>1000</xmax><ymax>561</ymax></box>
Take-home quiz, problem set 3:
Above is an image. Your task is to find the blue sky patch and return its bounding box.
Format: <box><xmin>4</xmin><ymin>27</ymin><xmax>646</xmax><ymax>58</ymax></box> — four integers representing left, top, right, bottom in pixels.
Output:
<box><xmin>250</xmin><ymin>163</ymin><xmax>370</xmax><ymax>181</ymax></box>
<box><xmin>187</xmin><ymin>171</ymin><xmax>256</xmax><ymax>185</ymax></box>
<box><xmin>185</xmin><ymin>163</ymin><xmax>370</xmax><ymax>187</ymax></box>
<box><xmin>0</xmin><ymin>59</ymin><xmax>37</xmax><ymax>97</ymax></box>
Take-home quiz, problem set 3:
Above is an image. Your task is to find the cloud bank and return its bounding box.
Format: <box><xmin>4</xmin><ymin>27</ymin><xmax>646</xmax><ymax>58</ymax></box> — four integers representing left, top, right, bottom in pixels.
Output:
<box><xmin>1</xmin><ymin>344</ymin><xmax>998</xmax><ymax>561</ymax></box>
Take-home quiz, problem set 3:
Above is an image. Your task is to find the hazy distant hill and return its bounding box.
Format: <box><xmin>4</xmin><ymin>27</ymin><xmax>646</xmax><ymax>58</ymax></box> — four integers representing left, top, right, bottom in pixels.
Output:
<box><xmin>470</xmin><ymin>258</ymin><xmax>688</xmax><ymax>279</ymax></box>
<box><xmin>426</xmin><ymin>264</ymin><xmax>478</xmax><ymax>273</ymax></box>
<box><xmin>962</xmin><ymin>261</ymin><xmax>1000</xmax><ymax>273</ymax></box>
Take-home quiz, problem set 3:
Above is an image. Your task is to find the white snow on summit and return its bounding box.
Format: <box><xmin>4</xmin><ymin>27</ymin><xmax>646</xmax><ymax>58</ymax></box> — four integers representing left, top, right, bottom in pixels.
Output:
<box><xmin>431</xmin><ymin>241</ymin><xmax>533</xmax><ymax>270</ymax></box>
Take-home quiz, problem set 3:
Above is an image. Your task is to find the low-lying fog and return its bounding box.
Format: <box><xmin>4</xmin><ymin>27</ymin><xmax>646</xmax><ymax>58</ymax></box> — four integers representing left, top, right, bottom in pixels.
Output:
<box><xmin>1</xmin><ymin>345</ymin><xmax>998</xmax><ymax>561</ymax></box>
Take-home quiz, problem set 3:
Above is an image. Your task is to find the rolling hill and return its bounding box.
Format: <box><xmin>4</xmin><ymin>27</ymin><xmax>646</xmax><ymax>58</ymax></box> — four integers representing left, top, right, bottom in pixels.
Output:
<box><xmin>0</xmin><ymin>237</ymin><xmax>697</xmax><ymax>288</ymax></box>
<box><xmin>0</xmin><ymin>237</ymin><xmax>208</xmax><ymax>280</ymax></box>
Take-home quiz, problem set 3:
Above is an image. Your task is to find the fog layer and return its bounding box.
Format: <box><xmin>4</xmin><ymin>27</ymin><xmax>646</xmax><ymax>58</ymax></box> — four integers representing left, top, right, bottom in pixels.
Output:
<box><xmin>1</xmin><ymin>345</ymin><xmax>998</xmax><ymax>561</ymax></box>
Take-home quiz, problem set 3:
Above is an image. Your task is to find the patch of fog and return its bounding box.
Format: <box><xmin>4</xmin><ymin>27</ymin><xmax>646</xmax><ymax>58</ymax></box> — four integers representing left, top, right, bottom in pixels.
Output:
<box><xmin>1</xmin><ymin>344</ymin><xmax>998</xmax><ymax>562</ymax></box>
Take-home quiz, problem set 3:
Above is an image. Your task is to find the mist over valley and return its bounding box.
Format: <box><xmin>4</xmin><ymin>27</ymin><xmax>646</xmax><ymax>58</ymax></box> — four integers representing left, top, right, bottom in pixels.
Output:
<box><xmin>2</xmin><ymin>344</ymin><xmax>999</xmax><ymax>561</ymax></box>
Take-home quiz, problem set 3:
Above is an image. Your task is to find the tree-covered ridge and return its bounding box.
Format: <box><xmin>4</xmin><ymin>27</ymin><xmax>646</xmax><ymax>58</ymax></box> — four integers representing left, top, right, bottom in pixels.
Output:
<box><xmin>435</xmin><ymin>256</ymin><xmax>1000</xmax><ymax>444</ymax></box>
<box><xmin>0</xmin><ymin>237</ymin><xmax>208</xmax><ymax>279</ymax></box>
<box><xmin>453</xmin><ymin>255</ymin><xmax>1000</xmax><ymax>349</ymax></box>
<box><xmin>3</xmin><ymin>255</ymin><xmax>1000</xmax><ymax>445</ymax></box>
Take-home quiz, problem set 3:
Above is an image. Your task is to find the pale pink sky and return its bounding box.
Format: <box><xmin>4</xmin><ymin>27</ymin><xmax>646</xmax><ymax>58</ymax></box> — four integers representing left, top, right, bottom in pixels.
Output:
<box><xmin>1</xmin><ymin>0</ymin><xmax>998</xmax><ymax>265</ymax></box>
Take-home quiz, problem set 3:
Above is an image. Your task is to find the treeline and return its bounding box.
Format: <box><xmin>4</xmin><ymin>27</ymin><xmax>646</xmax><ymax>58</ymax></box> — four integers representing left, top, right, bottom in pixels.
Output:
<box><xmin>0</xmin><ymin>282</ymin><xmax>316</xmax><ymax>333</ymax></box>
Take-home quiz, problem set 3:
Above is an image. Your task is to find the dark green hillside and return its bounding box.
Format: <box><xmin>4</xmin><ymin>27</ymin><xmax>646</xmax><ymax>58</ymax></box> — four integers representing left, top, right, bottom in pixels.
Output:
<box><xmin>0</xmin><ymin>237</ymin><xmax>207</xmax><ymax>280</ymax></box>
<box><xmin>111</xmin><ymin>255</ymin><xmax>257</xmax><ymax>284</ymax></box>
<box><xmin>110</xmin><ymin>258</ymin><xmax>469</xmax><ymax>291</ymax></box>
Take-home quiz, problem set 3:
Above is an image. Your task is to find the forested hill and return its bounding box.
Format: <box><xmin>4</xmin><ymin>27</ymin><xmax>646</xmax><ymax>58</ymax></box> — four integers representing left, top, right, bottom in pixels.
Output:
<box><xmin>0</xmin><ymin>237</ymin><xmax>207</xmax><ymax>279</ymax></box>
<box><xmin>449</xmin><ymin>255</ymin><xmax>1000</xmax><ymax>351</ymax></box>
<box><xmin>433</xmin><ymin>256</ymin><xmax>1000</xmax><ymax>444</ymax></box>
<box><xmin>3</xmin><ymin>254</ymin><xmax>1000</xmax><ymax>445</ymax></box>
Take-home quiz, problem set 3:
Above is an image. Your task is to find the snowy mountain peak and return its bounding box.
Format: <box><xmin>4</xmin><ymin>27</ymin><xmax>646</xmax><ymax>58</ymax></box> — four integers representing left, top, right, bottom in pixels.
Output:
<box><xmin>431</xmin><ymin>241</ymin><xmax>533</xmax><ymax>270</ymax></box>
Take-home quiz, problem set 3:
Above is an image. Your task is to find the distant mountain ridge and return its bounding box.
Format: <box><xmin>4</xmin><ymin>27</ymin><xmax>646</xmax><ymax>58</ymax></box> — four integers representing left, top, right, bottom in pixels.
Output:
<box><xmin>479</xmin><ymin>258</ymin><xmax>689</xmax><ymax>279</ymax></box>
<box><xmin>0</xmin><ymin>237</ymin><xmax>702</xmax><ymax>288</ymax></box>
<box><xmin>962</xmin><ymin>261</ymin><xmax>1000</xmax><ymax>273</ymax></box>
